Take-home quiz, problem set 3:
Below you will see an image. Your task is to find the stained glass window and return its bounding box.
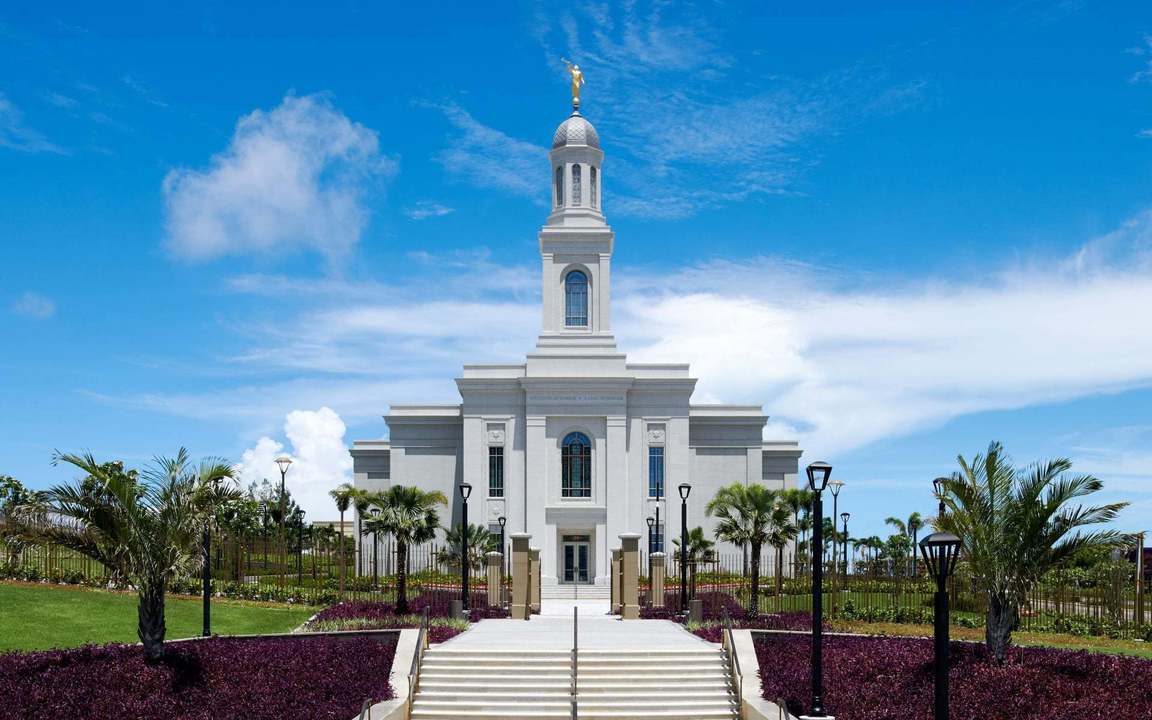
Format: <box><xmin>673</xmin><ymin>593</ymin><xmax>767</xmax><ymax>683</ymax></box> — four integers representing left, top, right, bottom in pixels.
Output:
<box><xmin>561</xmin><ymin>432</ymin><xmax>592</xmax><ymax>498</ymax></box>
<box><xmin>488</xmin><ymin>446</ymin><xmax>504</xmax><ymax>498</ymax></box>
<box><xmin>571</xmin><ymin>164</ymin><xmax>582</xmax><ymax>206</ymax></box>
<box><xmin>590</xmin><ymin>166</ymin><xmax>598</xmax><ymax>208</ymax></box>
<box><xmin>648</xmin><ymin>446</ymin><xmax>664</xmax><ymax>499</ymax></box>
<box><xmin>555</xmin><ymin>166</ymin><xmax>564</xmax><ymax>207</ymax></box>
<box><xmin>565</xmin><ymin>270</ymin><xmax>588</xmax><ymax>327</ymax></box>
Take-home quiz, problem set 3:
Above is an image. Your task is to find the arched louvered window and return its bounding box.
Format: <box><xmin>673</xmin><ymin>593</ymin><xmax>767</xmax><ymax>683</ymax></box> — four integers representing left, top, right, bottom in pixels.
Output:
<box><xmin>555</xmin><ymin>166</ymin><xmax>564</xmax><ymax>207</ymax></box>
<box><xmin>571</xmin><ymin>164</ymin><xmax>582</xmax><ymax>206</ymax></box>
<box><xmin>590</xmin><ymin>166</ymin><xmax>598</xmax><ymax>208</ymax></box>
<box><xmin>562</xmin><ymin>432</ymin><xmax>592</xmax><ymax>498</ymax></box>
<box><xmin>564</xmin><ymin>270</ymin><xmax>588</xmax><ymax>327</ymax></box>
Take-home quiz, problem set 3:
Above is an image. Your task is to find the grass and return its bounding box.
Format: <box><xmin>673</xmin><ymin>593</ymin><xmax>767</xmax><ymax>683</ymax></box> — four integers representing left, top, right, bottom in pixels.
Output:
<box><xmin>829</xmin><ymin>619</ymin><xmax>1152</xmax><ymax>659</ymax></box>
<box><xmin>0</xmin><ymin>582</ymin><xmax>317</xmax><ymax>653</ymax></box>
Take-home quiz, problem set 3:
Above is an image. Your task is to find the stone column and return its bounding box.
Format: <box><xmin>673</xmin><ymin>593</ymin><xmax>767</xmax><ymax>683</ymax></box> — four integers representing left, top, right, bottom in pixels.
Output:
<box><xmin>529</xmin><ymin>546</ymin><xmax>542</xmax><ymax>614</ymax></box>
<box><xmin>486</xmin><ymin>551</ymin><xmax>503</xmax><ymax>608</ymax></box>
<box><xmin>610</xmin><ymin>548</ymin><xmax>622</xmax><ymax>615</ymax></box>
<box><xmin>619</xmin><ymin>533</ymin><xmax>641</xmax><ymax>619</ymax></box>
<box><xmin>650</xmin><ymin>552</ymin><xmax>666</xmax><ymax>608</ymax></box>
<box><xmin>510</xmin><ymin>533</ymin><xmax>532</xmax><ymax>620</ymax></box>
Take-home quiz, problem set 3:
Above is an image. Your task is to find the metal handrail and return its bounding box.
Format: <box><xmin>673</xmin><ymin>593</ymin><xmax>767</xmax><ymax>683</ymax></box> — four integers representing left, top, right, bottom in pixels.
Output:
<box><xmin>405</xmin><ymin>607</ymin><xmax>431</xmax><ymax>720</ymax></box>
<box><xmin>570</xmin><ymin>606</ymin><xmax>578</xmax><ymax>719</ymax></box>
<box><xmin>358</xmin><ymin>698</ymin><xmax>372</xmax><ymax>720</ymax></box>
<box><xmin>721</xmin><ymin>610</ymin><xmax>743</xmax><ymax>712</ymax></box>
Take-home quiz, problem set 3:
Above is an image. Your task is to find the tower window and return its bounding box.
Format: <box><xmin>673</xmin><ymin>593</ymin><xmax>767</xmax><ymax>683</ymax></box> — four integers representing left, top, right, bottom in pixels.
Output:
<box><xmin>648</xmin><ymin>446</ymin><xmax>664</xmax><ymax>499</ymax></box>
<box><xmin>590</xmin><ymin>166</ymin><xmax>598</xmax><ymax>209</ymax></box>
<box><xmin>564</xmin><ymin>270</ymin><xmax>588</xmax><ymax>327</ymax></box>
<box><xmin>555</xmin><ymin>166</ymin><xmax>564</xmax><ymax>207</ymax></box>
<box><xmin>571</xmin><ymin>164</ymin><xmax>582</xmax><ymax>206</ymax></box>
<box><xmin>561</xmin><ymin>432</ymin><xmax>592</xmax><ymax>498</ymax></box>
<box><xmin>488</xmin><ymin>446</ymin><xmax>504</xmax><ymax>498</ymax></box>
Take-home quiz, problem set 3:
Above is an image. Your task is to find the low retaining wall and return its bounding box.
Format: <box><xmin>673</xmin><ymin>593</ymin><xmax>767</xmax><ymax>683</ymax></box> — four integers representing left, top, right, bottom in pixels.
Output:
<box><xmin>733</xmin><ymin>629</ymin><xmax>799</xmax><ymax>720</ymax></box>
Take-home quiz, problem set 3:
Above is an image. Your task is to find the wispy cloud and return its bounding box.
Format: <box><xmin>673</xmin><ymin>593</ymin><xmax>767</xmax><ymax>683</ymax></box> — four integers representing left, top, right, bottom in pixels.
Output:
<box><xmin>0</xmin><ymin>93</ymin><xmax>65</xmax><ymax>154</ymax></box>
<box><xmin>404</xmin><ymin>201</ymin><xmax>454</xmax><ymax>220</ymax></box>
<box><xmin>432</xmin><ymin>102</ymin><xmax>546</xmax><ymax>202</ymax></box>
<box><xmin>163</xmin><ymin>93</ymin><xmax>397</xmax><ymax>265</ymax></box>
<box><xmin>10</xmin><ymin>292</ymin><xmax>56</xmax><ymax>319</ymax></box>
<box><xmin>1130</xmin><ymin>35</ymin><xmax>1152</xmax><ymax>82</ymax></box>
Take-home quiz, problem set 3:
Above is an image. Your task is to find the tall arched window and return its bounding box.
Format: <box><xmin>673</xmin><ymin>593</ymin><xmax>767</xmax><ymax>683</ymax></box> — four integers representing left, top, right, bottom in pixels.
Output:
<box><xmin>590</xmin><ymin>166</ymin><xmax>598</xmax><ymax>208</ymax></box>
<box><xmin>562</xmin><ymin>432</ymin><xmax>592</xmax><ymax>498</ymax></box>
<box><xmin>555</xmin><ymin>166</ymin><xmax>564</xmax><ymax>207</ymax></box>
<box><xmin>571</xmin><ymin>164</ymin><xmax>582</xmax><ymax>206</ymax></box>
<box><xmin>564</xmin><ymin>270</ymin><xmax>588</xmax><ymax>327</ymax></box>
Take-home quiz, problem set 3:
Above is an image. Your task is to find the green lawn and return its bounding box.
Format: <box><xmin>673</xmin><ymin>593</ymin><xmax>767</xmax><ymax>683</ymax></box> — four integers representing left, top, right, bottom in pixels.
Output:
<box><xmin>0</xmin><ymin>583</ymin><xmax>317</xmax><ymax>653</ymax></box>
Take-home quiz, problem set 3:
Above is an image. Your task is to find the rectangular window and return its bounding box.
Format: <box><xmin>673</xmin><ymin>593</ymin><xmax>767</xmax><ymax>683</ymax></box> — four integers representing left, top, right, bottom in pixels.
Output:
<box><xmin>648</xmin><ymin>522</ymin><xmax>664</xmax><ymax>553</ymax></box>
<box><xmin>648</xmin><ymin>446</ymin><xmax>664</xmax><ymax>498</ymax></box>
<box><xmin>488</xmin><ymin>446</ymin><xmax>504</xmax><ymax>498</ymax></box>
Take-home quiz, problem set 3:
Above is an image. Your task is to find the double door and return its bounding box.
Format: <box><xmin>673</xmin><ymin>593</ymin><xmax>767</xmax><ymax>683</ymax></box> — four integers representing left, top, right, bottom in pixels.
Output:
<box><xmin>562</xmin><ymin>536</ymin><xmax>590</xmax><ymax>584</ymax></box>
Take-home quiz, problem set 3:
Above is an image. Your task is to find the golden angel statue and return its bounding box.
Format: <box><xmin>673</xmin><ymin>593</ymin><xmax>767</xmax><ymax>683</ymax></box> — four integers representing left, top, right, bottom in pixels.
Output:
<box><xmin>562</xmin><ymin>58</ymin><xmax>584</xmax><ymax>107</ymax></box>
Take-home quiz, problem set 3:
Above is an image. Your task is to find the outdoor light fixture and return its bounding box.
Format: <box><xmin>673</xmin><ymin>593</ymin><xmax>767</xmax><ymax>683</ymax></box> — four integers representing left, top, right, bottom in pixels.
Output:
<box><xmin>806</xmin><ymin>461</ymin><xmax>832</xmax><ymax>492</ymax></box>
<box><xmin>920</xmin><ymin>531</ymin><xmax>963</xmax><ymax>720</ymax></box>
<box><xmin>804</xmin><ymin>461</ymin><xmax>833</xmax><ymax>719</ymax></box>
<box><xmin>459</xmin><ymin>483</ymin><xmax>473</xmax><ymax>612</ymax></box>
<box><xmin>202</xmin><ymin>474</ymin><xmax>229</xmax><ymax>637</ymax></box>
<box><xmin>678</xmin><ymin>483</ymin><xmax>691</xmax><ymax>613</ymax></box>
<box><xmin>646</xmin><ymin>515</ymin><xmax>656</xmax><ymax>587</ymax></box>
<box><xmin>498</xmin><ymin>515</ymin><xmax>507</xmax><ymax>605</ymax></box>
<box><xmin>933</xmin><ymin>476</ymin><xmax>949</xmax><ymax>519</ymax></box>
<box><xmin>828</xmin><ymin>479</ymin><xmax>843</xmax><ymax>497</ymax></box>
<box><xmin>274</xmin><ymin>457</ymin><xmax>292</xmax><ymax>590</ymax></box>
<box><xmin>828</xmin><ymin>479</ymin><xmax>844</xmax><ymax>596</ymax></box>
<box><xmin>370</xmin><ymin>507</ymin><xmax>380</xmax><ymax>588</ymax></box>
<box><xmin>294</xmin><ymin>507</ymin><xmax>305</xmax><ymax>583</ymax></box>
<box><xmin>840</xmin><ymin>512</ymin><xmax>851</xmax><ymax>591</ymax></box>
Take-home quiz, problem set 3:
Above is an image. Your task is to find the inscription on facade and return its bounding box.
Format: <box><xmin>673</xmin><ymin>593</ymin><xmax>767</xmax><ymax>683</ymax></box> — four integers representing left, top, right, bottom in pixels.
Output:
<box><xmin>533</xmin><ymin>393</ymin><xmax>626</xmax><ymax>404</ymax></box>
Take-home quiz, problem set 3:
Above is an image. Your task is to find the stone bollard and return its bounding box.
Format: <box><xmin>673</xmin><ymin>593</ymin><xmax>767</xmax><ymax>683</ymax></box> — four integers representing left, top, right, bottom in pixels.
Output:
<box><xmin>510</xmin><ymin>533</ymin><xmax>532</xmax><ymax>620</ymax></box>
<box><xmin>650</xmin><ymin>552</ymin><xmax>666</xmax><ymax>608</ymax></box>
<box><xmin>486</xmin><ymin>551</ymin><xmax>503</xmax><ymax>608</ymax></box>
<box><xmin>689</xmin><ymin>598</ymin><xmax>703</xmax><ymax>624</ymax></box>
<box><xmin>610</xmin><ymin>548</ymin><xmax>622</xmax><ymax>614</ymax></box>
<box><xmin>529</xmin><ymin>547</ymin><xmax>541</xmax><ymax>614</ymax></box>
<box><xmin>619</xmin><ymin>533</ymin><xmax>641</xmax><ymax>619</ymax></box>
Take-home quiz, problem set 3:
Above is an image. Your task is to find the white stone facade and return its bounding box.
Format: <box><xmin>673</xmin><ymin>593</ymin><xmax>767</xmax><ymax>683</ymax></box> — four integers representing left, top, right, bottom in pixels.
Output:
<box><xmin>351</xmin><ymin>105</ymin><xmax>802</xmax><ymax>586</ymax></box>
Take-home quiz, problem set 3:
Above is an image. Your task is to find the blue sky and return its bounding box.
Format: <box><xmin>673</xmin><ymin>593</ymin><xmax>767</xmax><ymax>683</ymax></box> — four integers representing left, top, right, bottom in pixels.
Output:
<box><xmin>2</xmin><ymin>1</ymin><xmax>1151</xmax><ymax>538</ymax></box>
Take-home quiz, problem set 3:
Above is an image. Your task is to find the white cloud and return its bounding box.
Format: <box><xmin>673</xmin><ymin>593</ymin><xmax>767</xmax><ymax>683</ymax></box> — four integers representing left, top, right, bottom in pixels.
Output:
<box><xmin>233</xmin><ymin>407</ymin><xmax>353</xmax><ymax>519</ymax></box>
<box><xmin>10</xmin><ymin>291</ymin><xmax>56</xmax><ymax>319</ymax></box>
<box><xmin>434</xmin><ymin>103</ymin><xmax>546</xmax><ymax>202</ymax></box>
<box><xmin>162</xmin><ymin>93</ymin><xmax>396</xmax><ymax>264</ymax></box>
<box><xmin>404</xmin><ymin>201</ymin><xmax>455</xmax><ymax>220</ymax></box>
<box><xmin>0</xmin><ymin>93</ymin><xmax>65</xmax><ymax>154</ymax></box>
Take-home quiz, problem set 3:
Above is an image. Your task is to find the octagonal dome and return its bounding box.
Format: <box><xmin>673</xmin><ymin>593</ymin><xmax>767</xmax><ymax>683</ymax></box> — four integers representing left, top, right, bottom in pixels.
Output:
<box><xmin>552</xmin><ymin>110</ymin><xmax>600</xmax><ymax>149</ymax></box>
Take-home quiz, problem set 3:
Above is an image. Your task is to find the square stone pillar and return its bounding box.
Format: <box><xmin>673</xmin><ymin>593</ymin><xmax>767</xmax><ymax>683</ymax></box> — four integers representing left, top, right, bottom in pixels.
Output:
<box><xmin>619</xmin><ymin>533</ymin><xmax>641</xmax><ymax>619</ymax></box>
<box><xmin>486</xmin><ymin>551</ymin><xmax>503</xmax><ymax>607</ymax></box>
<box><xmin>650</xmin><ymin>552</ymin><xmax>666</xmax><ymax>608</ymax></box>
<box><xmin>510</xmin><ymin>533</ymin><xmax>532</xmax><ymax>620</ymax></box>
<box><xmin>529</xmin><ymin>546</ymin><xmax>541</xmax><ymax>614</ymax></box>
<box><xmin>610</xmin><ymin>548</ymin><xmax>622</xmax><ymax>614</ymax></box>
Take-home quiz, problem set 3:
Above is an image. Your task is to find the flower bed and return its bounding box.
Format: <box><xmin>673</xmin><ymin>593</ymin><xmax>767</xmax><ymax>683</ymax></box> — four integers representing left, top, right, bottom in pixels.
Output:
<box><xmin>756</xmin><ymin>633</ymin><xmax>1152</xmax><ymax>720</ymax></box>
<box><xmin>0</xmin><ymin>635</ymin><xmax>396</xmax><ymax>720</ymax></box>
<box><xmin>304</xmin><ymin>592</ymin><xmax>508</xmax><ymax>642</ymax></box>
<box><xmin>688</xmin><ymin>612</ymin><xmax>815</xmax><ymax>643</ymax></box>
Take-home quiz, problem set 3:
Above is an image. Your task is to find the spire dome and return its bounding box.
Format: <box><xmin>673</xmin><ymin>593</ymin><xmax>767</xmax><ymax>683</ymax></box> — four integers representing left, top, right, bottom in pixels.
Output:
<box><xmin>552</xmin><ymin>110</ymin><xmax>600</xmax><ymax>149</ymax></box>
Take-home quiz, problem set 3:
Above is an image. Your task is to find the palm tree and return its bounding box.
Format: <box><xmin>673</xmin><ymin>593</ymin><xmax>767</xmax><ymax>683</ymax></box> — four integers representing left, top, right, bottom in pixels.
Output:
<box><xmin>362</xmin><ymin>485</ymin><xmax>447</xmax><ymax>613</ymax></box>
<box><xmin>671</xmin><ymin>526</ymin><xmax>716</xmax><ymax>598</ymax></box>
<box><xmin>347</xmin><ymin>486</ymin><xmax>371</xmax><ymax>577</ymax></box>
<box><xmin>329</xmin><ymin>483</ymin><xmax>354</xmax><ymax>594</ymax></box>
<box><xmin>939</xmin><ymin>441</ymin><xmax>1129</xmax><ymax>662</ymax></box>
<box><xmin>439</xmin><ymin>522</ymin><xmax>495</xmax><ymax>569</ymax></box>
<box><xmin>707</xmin><ymin>483</ymin><xmax>783</xmax><ymax>617</ymax></box>
<box><xmin>8</xmin><ymin>449</ymin><xmax>234</xmax><ymax>660</ymax></box>
<box><xmin>885</xmin><ymin>511</ymin><xmax>925</xmax><ymax>576</ymax></box>
<box><xmin>765</xmin><ymin>503</ymin><xmax>798</xmax><ymax>595</ymax></box>
<box><xmin>780</xmin><ymin>488</ymin><xmax>812</xmax><ymax>574</ymax></box>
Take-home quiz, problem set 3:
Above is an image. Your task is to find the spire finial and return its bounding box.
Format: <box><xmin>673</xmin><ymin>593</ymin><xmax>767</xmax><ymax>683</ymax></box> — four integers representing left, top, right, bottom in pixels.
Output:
<box><xmin>562</xmin><ymin>58</ymin><xmax>584</xmax><ymax>110</ymax></box>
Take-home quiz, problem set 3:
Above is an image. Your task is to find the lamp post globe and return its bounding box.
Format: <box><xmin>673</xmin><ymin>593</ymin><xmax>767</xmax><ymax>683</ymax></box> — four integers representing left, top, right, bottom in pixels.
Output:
<box><xmin>459</xmin><ymin>483</ymin><xmax>473</xmax><ymax>611</ymax></box>
<box><xmin>920</xmin><ymin>531</ymin><xmax>963</xmax><ymax>720</ymax></box>
<box><xmin>804</xmin><ymin>461</ymin><xmax>833</xmax><ymax>718</ymax></box>
<box><xmin>677</xmin><ymin>483</ymin><xmax>691</xmax><ymax>613</ymax></box>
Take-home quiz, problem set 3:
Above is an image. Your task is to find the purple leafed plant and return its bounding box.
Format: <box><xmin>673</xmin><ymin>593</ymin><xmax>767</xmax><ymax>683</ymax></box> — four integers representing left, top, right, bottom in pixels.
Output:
<box><xmin>756</xmin><ymin>633</ymin><xmax>1152</xmax><ymax>720</ymax></box>
<box><xmin>0</xmin><ymin>635</ymin><xmax>396</xmax><ymax>720</ymax></box>
<box><xmin>310</xmin><ymin>591</ymin><xmax>508</xmax><ymax>626</ymax></box>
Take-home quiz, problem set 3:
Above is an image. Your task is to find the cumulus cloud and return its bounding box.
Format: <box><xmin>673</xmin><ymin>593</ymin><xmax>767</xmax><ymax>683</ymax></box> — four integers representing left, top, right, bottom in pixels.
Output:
<box><xmin>10</xmin><ymin>291</ymin><xmax>56</xmax><ymax>319</ymax></box>
<box><xmin>233</xmin><ymin>407</ymin><xmax>353</xmax><ymax>518</ymax></box>
<box><xmin>163</xmin><ymin>94</ymin><xmax>396</xmax><ymax>264</ymax></box>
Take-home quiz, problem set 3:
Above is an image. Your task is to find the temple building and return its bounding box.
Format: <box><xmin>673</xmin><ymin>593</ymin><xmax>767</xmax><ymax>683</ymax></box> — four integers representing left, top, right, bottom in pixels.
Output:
<box><xmin>351</xmin><ymin>96</ymin><xmax>801</xmax><ymax>586</ymax></box>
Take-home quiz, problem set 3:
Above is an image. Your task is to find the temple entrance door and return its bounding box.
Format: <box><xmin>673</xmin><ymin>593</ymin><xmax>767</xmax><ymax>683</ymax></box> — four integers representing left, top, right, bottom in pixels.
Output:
<box><xmin>561</xmin><ymin>534</ymin><xmax>591</xmax><ymax>584</ymax></box>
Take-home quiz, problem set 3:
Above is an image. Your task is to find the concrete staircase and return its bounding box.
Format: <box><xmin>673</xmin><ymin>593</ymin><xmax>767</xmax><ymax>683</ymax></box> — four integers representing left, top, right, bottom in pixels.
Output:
<box><xmin>410</xmin><ymin>646</ymin><xmax>738</xmax><ymax>719</ymax></box>
<box><xmin>540</xmin><ymin>584</ymin><xmax>611</xmax><ymax>600</ymax></box>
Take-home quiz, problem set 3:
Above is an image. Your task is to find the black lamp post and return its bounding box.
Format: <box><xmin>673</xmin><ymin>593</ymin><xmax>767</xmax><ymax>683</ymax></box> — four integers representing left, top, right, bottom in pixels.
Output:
<box><xmin>274</xmin><ymin>456</ymin><xmax>292</xmax><ymax>588</ymax></box>
<box><xmin>828</xmin><ymin>479</ymin><xmax>843</xmax><ymax>600</ymax></box>
<box><xmin>459</xmin><ymin>483</ymin><xmax>473</xmax><ymax>611</ymax></box>
<box><xmin>678</xmin><ymin>483</ymin><xmax>691</xmax><ymax>613</ymax></box>
<box><xmin>370</xmin><ymin>508</ymin><xmax>380</xmax><ymax>587</ymax></box>
<box><xmin>920</xmin><ymin>530</ymin><xmax>962</xmax><ymax>720</ymax></box>
<box><xmin>294</xmin><ymin>508</ymin><xmax>305</xmax><ymax>584</ymax></box>
<box><xmin>840</xmin><ymin>512</ymin><xmax>851</xmax><ymax>592</ymax></box>
<box><xmin>805</xmin><ymin>461</ymin><xmax>833</xmax><ymax>718</ymax></box>
<box><xmin>646</xmin><ymin>515</ymin><xmax>655</xmax><ymax>587</ymax></box>
<box><xmin>202</xmin><ymin>474</ymin><xmax>225</xmax><ymax>637</ymax></box>
<box><xmin>498</xmin><ymin>515</ymin><xmax>507</xmax><ymax>604</ymax></box>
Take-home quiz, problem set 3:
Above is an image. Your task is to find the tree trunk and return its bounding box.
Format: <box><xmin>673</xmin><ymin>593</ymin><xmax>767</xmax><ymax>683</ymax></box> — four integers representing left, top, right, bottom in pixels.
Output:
<box><xmin>749</xmin><ymin>541</ymin><xmax>762</xmax><ymax>618</ymax></box>
<box><xmin>338</xmin><ymin>511</ymin><xmax>346</xmax><ymax>595</ymax></box>
<box><xmin>137</xmin><ymin>581</ymin><xmax>167</xmax><ymax>662</ymax></box>
<box><xmin>396</xmin><ymin>541</ymin><xmax>409</xmax><ymax>614</ymax></box>
<box><xmin>985</xmin><ymin>592</ymin><xmax>1016</xmax><ymax>663</ymax></box>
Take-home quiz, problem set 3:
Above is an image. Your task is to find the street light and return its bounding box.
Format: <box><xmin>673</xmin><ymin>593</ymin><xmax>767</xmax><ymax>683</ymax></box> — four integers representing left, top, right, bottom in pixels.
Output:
<box><xmin>920</xmin><ymin>530</ymin><xmax>963</xmax><ymax>720</ymax></box>
<box><xmin>828</xmin><ymin>480</ymin><xmax>844</xmax><ymax>599</ymax></box>
<box><xmin>202</xmin><ymin>474</ymin><xmax>227</xmax><ymax>637</ymax></box>
<box><xmin>933</xmin><ymin>476</ymin><xmax>949</xmax><ymax>519</ymax></box>
<box><xmin>646</xmin><ymin>515</ymin><xmax>655</xmax><ymax>592</ymax></box>
<box><xmin>459</xmin><ymin>483</ymin><xmax>473</xmax><ymax>611</ymax></box>
<box><xmin>498</xmin><ymin>515</ymin><xmax>507</xmax><ymax>605</ymax></box>
<box><xmin>274</xmin><ymin>456</ymin><xmax>292</xmax><ymax>588</ymax></box>
<box><xmin>294</xmin><ymin>508</ymin><xmax>306</xmax><ymax>584</ymax></box>
<box><xmin>370</xmin><ymin>507</ymin><xmax>381</xmax><ymax>587</ymax></box>
<box><xmin>805</xmin><ymin>461</ymin><xmax>833</xmax><ymax>719</ymax></box>
<box><xmin>678</xmin><ymin>483</ymin><xmax>691</xmax><ymax>613</ymax></box>
<box><xmin>840</xmin><ymin>512</ymin><xmax>851</xmax><ymax>592</ymax></box>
